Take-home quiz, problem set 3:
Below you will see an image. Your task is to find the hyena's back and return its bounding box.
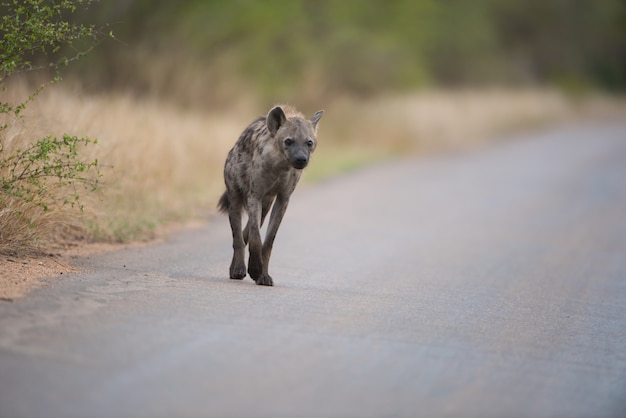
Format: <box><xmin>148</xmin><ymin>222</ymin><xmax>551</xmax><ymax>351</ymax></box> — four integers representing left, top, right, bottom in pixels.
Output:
<box><xmin>217</xmin><ymin>116</ymin><xmax>267</xmax><ymax>214</ymax></box>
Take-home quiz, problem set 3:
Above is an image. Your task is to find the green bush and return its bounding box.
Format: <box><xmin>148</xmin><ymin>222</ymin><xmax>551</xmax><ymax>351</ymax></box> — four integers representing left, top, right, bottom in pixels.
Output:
<box><xmin>0</xmin><ymin>0</ymin><xmax>110</xmax><ymax>250</ymax></box>
<box><xmin>0</xmin><ymin>134</ymin><xmax>100</xmax><ymax>212</ymax></box>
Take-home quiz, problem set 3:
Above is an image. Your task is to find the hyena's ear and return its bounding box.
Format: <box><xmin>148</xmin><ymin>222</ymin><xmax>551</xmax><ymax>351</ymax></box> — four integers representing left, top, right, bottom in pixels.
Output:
<box><xmin>267</xmin><ymin>106</ymin><xmax>287</xmax><ymax>136</ymax></box>
<box><xmin>310</xmin><ymin>110</ymin><xmax>324</xmax><ymax>132</ymax></box>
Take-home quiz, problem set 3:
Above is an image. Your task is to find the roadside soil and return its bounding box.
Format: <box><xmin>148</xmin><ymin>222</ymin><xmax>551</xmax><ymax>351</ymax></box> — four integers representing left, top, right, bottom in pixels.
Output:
<box><xmin>1</xmin><ymin>243</ymin><xmax>126</xmax><ymax>301</ymax></box>
<box><xmin>0</xmin><ymin>220</ymin><xmax>208</xmax><ymax>301</ymax></box>
<box><xmin>1</xmin><ymin>254</ymin><xmax>71</xmax><ymax>301</ymax></box>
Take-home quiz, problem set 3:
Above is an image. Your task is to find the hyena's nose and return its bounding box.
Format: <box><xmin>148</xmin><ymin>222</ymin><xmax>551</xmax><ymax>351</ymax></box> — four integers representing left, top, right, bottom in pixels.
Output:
<box><xmin>293</xmin><ymin>156</ymin><xmax>308</xmax><ymax>169</ymax></box>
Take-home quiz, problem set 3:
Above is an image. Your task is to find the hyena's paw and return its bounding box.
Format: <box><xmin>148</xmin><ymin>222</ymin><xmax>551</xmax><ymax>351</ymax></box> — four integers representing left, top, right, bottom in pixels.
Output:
<box><xmin>255</xmin><ymin>274</ymin><xmax>273</xmax><ymax>286</ymax></box>
<box><xmin>247</xmin><ymin>257</ymin><xmax>263</xmax><ymax>280</ymax></box>
<box><xmin>229</xmin><ymin>262</ymin><xmax>247</xmax><ymax>280</ymax></box>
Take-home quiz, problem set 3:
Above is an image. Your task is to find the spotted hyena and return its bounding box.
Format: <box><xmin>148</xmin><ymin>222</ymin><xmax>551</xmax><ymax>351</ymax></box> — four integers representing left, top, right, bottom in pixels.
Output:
<box><xmin>218</xmin><ymin>105</ymin><xmax>324</xmax><ymax>286</ymax></box>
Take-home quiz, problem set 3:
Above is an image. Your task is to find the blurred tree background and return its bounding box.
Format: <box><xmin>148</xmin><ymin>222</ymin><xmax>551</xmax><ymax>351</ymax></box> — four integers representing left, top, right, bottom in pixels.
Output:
<box><xmin>2</xmin><ymin>0</ymin><xmax>625</xmax><ymax>250</ymax></box>
<box><xmin>63</xmin><ymin>0</ymin><xmax>624</xmax><ymax>108</ymax></box>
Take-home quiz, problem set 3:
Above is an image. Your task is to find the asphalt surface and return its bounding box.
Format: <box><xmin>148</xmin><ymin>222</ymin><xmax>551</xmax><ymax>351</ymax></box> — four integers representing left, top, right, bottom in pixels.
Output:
<box><xmin>1</xmin><ymin>123</ymin><xmax>625</xmax><ymax>418</ymax></box>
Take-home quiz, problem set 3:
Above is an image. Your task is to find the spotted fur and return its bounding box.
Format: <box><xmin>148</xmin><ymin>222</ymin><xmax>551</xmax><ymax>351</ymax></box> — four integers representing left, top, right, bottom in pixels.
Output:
<box><xmin>218</xmin><ymin>105</ymin><xmax>324</xmax><ymax>286</ymax></box>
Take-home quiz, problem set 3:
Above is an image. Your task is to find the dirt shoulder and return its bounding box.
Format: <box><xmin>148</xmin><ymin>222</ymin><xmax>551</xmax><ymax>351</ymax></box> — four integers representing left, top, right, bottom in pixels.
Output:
<box><xmin>0</xmin><ymin>243</ymin><xmax>126</xmax><ymax>301</ymax></box>
<box><xmin>1</xmin><ymin>254</ymin><xmax>73</xmax><ymax>301</ymax></box>
<box><xmin>0</xmin><ymin>220</ymin><xmax>208</xmax><ymax>301</ymax></box>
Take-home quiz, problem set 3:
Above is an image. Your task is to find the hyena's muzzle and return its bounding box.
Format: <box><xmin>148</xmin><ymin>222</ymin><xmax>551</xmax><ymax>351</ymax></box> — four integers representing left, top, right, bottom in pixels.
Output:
<box><xmin>284</xmin><ymin>138</ymin><xmax>315</xmax><ymax>170</ymax></box>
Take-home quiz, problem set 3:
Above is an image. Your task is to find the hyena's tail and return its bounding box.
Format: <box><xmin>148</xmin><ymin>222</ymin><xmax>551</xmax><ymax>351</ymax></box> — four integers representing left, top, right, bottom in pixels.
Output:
<box><xmin>217</xmin><ymin>191</ymin><xmax>230</xmax><ymax>213</ymax></box>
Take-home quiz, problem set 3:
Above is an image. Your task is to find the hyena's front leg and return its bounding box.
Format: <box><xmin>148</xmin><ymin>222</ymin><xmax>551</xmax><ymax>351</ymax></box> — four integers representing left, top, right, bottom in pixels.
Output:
<box><xmin>243</xmin><ymin>195</ymin><xmax>274</xmax><ymax>245</ymax></box>
<box><xmin>246</xmin><ymin>198</ymin><xmax>264</xmax><ymax>282</ymax></box>
<box><xmin>257</xmin><ymin>196</ymin><xmax>290</xmax><ymax>286</ymax></box>
<box><xmin>228</xmin><ymin>199</ymin><xmax>246</xmax><ymax>280</ymax></box>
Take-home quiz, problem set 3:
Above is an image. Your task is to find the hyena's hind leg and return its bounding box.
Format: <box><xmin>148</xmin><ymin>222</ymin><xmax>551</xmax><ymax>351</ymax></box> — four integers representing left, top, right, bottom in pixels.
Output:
<box><xmin>227</xmin><ymin>195</ymin><xmax>247</xmax><ymax>280</ymax></box>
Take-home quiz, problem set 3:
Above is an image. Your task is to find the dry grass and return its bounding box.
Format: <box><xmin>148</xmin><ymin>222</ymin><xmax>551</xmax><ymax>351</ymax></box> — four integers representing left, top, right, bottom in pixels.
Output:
<box><xmin>0</xmin><ymin>197</ymin><xmax>78</xmax><ymax>255</ymax></box>
<box><xmin>2</xmin><ymin>84</ymin><xmax>251</xmax><ymax>247</ymax></box>
<box><xmin>322</xmin><ymin>89</ymin><xmax>611</xmax><ymax>152</ymax></box>
<box><xmin>53</xmin><ymin>94</ymin><xmax>245</xmax><ymax>242</ymax></box>
<box><xmin>2</xmin><ymin>83</ymin><xmax>624</xmax><ymax>252</ymax></box>
<box><xmin>305</xmin><ymin>88</ymin><xmax>626</xmax><ymax>181</ymax></box>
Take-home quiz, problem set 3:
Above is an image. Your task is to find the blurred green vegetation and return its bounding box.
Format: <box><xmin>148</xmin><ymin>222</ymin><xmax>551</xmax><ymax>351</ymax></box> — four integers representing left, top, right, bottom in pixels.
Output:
<box><xmin>66</xmin><ymin>0</ymin><xmax>624</xmax><ymax>106</ymax></box>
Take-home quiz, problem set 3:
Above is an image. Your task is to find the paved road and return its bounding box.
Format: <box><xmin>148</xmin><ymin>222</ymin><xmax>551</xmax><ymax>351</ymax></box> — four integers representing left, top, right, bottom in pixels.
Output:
<box><xmin>1</xmin><ymin>123</ymin><xmax>626</xmax><ymax>418</ymax></box>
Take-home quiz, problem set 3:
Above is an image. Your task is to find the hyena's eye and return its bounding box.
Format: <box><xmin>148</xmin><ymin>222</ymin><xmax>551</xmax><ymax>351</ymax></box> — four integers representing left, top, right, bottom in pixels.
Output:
<box><xmin>284</xmin><ymin>138</ymin><xmax>294</xmax><ymax>146</ymax></box>
<box><xmin>306</xmin><ymin>139</ymin><xmax>314</xmax><ymax>148</ymax></box>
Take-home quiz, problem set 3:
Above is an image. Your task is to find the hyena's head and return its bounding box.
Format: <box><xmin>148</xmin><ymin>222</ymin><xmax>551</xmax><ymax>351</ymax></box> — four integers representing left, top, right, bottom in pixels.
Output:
<box><xmin>267</xmin><ymin>106</ymin><xmax>324</xmax><ymax>170</ymax></box>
